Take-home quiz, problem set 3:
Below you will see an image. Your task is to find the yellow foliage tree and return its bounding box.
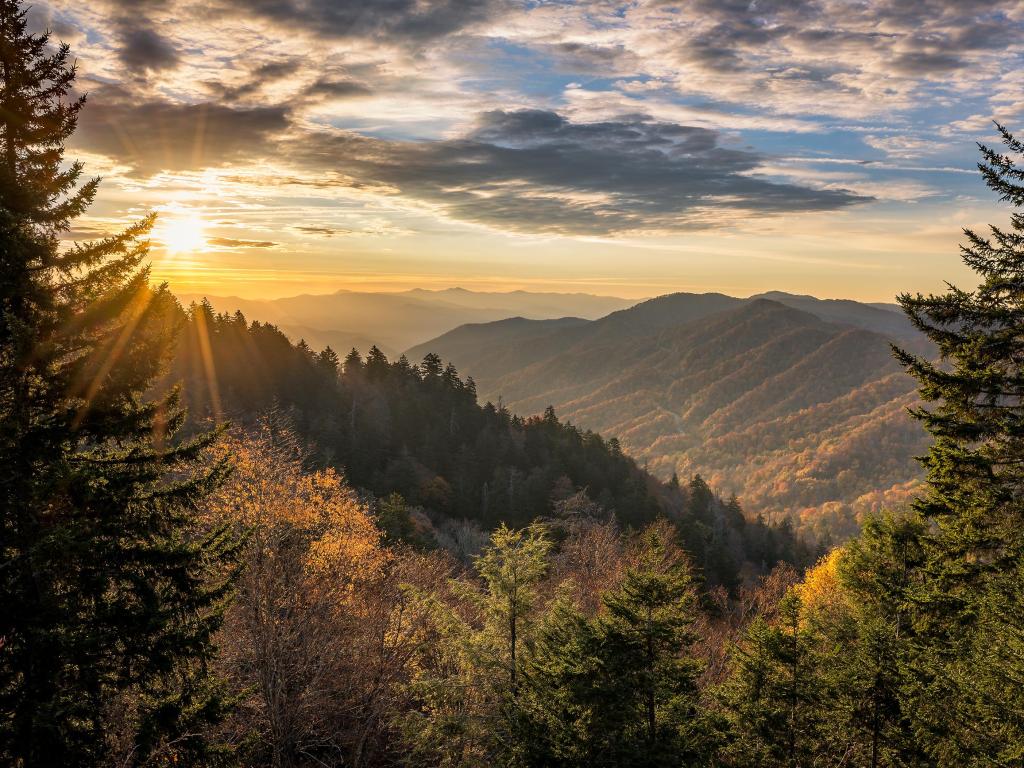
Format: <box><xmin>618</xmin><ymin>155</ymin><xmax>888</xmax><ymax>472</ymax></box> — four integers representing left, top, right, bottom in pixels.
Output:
<box><xmin>794</xmin><ymin>548</ymin><xmax>848</xmax><ymax>617</ymax></box>
<box><xmin>203</xmin><ymin>420</ymin><xmax>403</xmax><ymax>767</ymax></box>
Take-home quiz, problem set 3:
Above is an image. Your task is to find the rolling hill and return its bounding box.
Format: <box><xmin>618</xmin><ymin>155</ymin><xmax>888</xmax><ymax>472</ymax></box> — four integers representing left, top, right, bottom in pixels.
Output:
<box><xmin>408</xmin><ymin>292</ymin><xmax>930</xmax><ymax>540</ymax></box>
<box><xmin>174</xmin><ymin>287</ymin><xmax>638</xmax><ymax>355</ymax></box>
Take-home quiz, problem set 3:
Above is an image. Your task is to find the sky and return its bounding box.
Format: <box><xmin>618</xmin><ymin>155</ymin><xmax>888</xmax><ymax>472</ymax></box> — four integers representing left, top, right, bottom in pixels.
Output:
<box><xmin>36</xmin><ymin>0</ymin><xmax>1024</xmax><ymax>301</ymax></box>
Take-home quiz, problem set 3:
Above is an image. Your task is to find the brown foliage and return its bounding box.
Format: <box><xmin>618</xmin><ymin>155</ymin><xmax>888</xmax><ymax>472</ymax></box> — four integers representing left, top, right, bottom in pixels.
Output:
<box><xmin>694</xmin><ymin>563</ymin><xmax>801</xmax><ymax>687</ymax></box>
<box><xmin>205</xmin><ymin>423</ymin><xmax>446</xmax><ymax>767</ymax></box>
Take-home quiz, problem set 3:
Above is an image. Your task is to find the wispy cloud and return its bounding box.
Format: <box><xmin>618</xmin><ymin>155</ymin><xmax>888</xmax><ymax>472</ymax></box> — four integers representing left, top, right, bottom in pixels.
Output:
<box><xmin>39</xmin><ymin>0</ymin><xmax>1024</xmax><ymax>297</ymax></box>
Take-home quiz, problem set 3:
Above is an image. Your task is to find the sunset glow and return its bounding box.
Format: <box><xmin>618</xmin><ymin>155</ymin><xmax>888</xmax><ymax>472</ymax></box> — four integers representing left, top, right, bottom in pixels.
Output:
<box><xmin>40</xmin><ymin>0</ymin><xmax>1024</xmax><ymax>300</ymax></box>
<box><xmin>154</xmin><ymin>211</ymin><xmax>207</xmax><ymax>255</ymax></box>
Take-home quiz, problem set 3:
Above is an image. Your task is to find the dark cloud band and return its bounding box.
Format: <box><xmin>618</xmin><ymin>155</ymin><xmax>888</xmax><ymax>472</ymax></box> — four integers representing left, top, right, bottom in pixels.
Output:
<box><xmin>72</xmin><ymin>97</ymin><xmax>870</xmax><ymax>235</ymax></box>
<box><xmin>281</xmin><ymin>109</ymin><xmax>870</xmax><ymax>235</ymax></box>
<box><xmin>74</xmin><ymin>89</ymin><xmax>289</xmax><ymax>174</ymax></box>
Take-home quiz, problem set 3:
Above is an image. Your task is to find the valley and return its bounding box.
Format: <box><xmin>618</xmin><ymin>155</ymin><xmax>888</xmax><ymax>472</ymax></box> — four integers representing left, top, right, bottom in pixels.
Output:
<box><xmin>408</xmin><ymin>292</ymin><xmax>931</xmax><ymax>538</ymax></box>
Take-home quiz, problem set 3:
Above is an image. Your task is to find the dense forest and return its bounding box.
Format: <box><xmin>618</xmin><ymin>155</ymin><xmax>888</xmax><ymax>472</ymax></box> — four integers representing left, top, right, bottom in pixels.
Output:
<box><xmin>410</xmin><ymin>295</ymin><xmax>932</xmax><ymax>542</ymax></box>
<box><xmin>165</xmin><ymin>300</ymin><xmax>808</xmax><ymax>587</ymax></box>
<box><xmin>6</xmin><ymin>4</ymin><xmax>1024</xmax><ymax>767</ymax></box>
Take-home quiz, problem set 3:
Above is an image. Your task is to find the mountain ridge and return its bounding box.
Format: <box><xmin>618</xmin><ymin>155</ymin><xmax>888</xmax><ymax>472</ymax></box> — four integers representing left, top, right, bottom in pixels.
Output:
<box><xmin>174</xmin><ymin>287</ymin><xmax>637</xmax><ymax>352</ymax></box>
<box><xmin>407</xmin><ymin>294</ymin><xmax>928</xmax><ymax>539</ymax></box>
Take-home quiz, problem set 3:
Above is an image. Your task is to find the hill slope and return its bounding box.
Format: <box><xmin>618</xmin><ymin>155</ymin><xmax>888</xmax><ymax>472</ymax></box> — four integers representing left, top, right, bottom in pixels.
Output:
<box><xmin>161</xmin><ymin>301</ymin><xmax>811</xmax><ymax>586</ymax></box>
<box><xmin>409</xmin><ymin>294</ymin><xmax>929</xmax><ymax>539</ymax></box>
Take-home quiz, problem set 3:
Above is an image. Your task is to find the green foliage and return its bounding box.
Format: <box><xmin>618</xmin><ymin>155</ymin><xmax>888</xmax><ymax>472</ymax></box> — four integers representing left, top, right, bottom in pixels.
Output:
<box><xmin>397</xmin><ymin>589</ymin><xmax>495</xmax><ymax>768</ymax></box>
<box><xmin>0</xmin><ymin>4</ymin><xmax>236</xmax><ymax>764</ymax></box>
<box><xmin>399</xmin><ymin>524</ymin><xmax>554</xmax><ymax>768</ymax></box>
<box><xmin>474</xmin><ymin>523</ymin><xmax>553</xmax><ymax>690</ymax></box>
<box><xmin>720</xmin><ymin>593</ymin><xmax>829</xmax><ymax>768</ymax></box>
<box><xmin>515</xmin><ymin>527</ymin><xmax>716</xmax><ymax>768</ymax></box>
<box><xmin>890</xmin><ymin>123</ymin><xmax>1024</xmax><ymax>764</ymax></box>
<box><xmin>513</xmin><ymin>593</ymin><xmax>601</xmax><ymax>767</ymax></box>
<box><xmin>592</xmin><ymin>529</ymin><xmax>716</xmax><ymax>766</ymax></box>
<box><xmin>834</xmin><ymin>514</ymin><xmax>928</xmax><ymax>768</ymax></box>
<box><xmin>376</xmin><ymin>492</ymin><xmax>421</xmax><ymax>544</ymax></box>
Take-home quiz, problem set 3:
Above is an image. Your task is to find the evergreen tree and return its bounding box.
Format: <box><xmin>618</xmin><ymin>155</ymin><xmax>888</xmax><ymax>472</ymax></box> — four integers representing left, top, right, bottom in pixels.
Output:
<box><xmin>593</xmin><ymin>527</ymin><xmax>714</xmax><ymax>767</ymax></box>
<box><xmin>894</xmin><ymin>131</ymin><xmax>1024</xmax><ymax>590</ymax></box>
<box><xmin>316</xmin><ymin>345</ymin><xmax>340</xmax><ymax>376</ymax></box>
<box><xmin>342</xmin><ymin>347</ymin><xmax>363</xmax><ymax>375</ymax></box>
<box><xmin>836</xmin><ymin>514</ymin><xmax>928</xmax><ymax>768</ymax></box>
<box><xmin>893</xmin><ymin>124</ymin><xmax>1024</xmax><ymax>763</ymax></box>
<box><xmin>365</xmin><ymin>344</ymin><xmax>389</xmax><ymax>380</ymax></box>
<box><xmin>720</xmin><ymin>593</ymin><xmax>826</xmax><ymax>768</ymax></box>
<box><xmin>517</xmin><ymin>526</ymin><xmax>714</xmax><ymax>768</ymax></box>
<box><xmin>474</xmin><ymin>523</ymin><xmax>553</xmax><ymax>691</ymax></box>
<box><xmin>687</xmin><ymin>474</ymin><xmax>714</xmax><ymax>523</ymax></box>
<box><xmin>514</xmin><ymin>592</ymin><xmax>601</xmax><ymax>768</ymax></box>
<box><xmin>0</xmin><ymin>5</ymin><xmax>236</xmax><ymax>764</ymax></box>
<box><xmin>410</xmin><ymin>523</ymin><xmax>554</xmax><ymax>766</ymax></box>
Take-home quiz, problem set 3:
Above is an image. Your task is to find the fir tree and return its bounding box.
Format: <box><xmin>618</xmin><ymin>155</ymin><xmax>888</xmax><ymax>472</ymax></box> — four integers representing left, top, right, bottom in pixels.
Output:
<box><xmin>893</xmin><ymin>124</ymin><xmax>1024</xmax><ymax>763</ymax></box>
<box><xmin>895</xmin><ymin>122</ymin><xmax>1024</xmax><ymax>599</ymax></box>
<box><xmin>514</xmin><ymin>593</ymin><xmax>601</xmax><ymax>768</ymax></box>
<box><xmin>517</xmin><ymin>526</ymin><xmax>714</xmax><ymax>768</ymax></box>
<box><xmin>474</xmin><ymin>523</ymin><xmax>553</xmax><ymax>691</ymax></box>
<box><xmin>836</xmin><ymin>514</ymin><xmax>927</xmax><ymax>768</ymax></box>
<box><xmin>0</xmin><ymin>4</ymin><xmax>236</xmax><ymax>764</ymax></box>
<box><xmin>721</xmin><ymin>593</ymin><xmax>826</xmax><ymax>768</ymax></box>
<box><xmin>316</xmin><ymin>345</ymin><xmax>340</xmax><ymax>376</ymax></box>
<box><xmin>342</xmin><ymin>347</ymin><xmax>363</xmax><ymax>376</ymax></box>
<box><xmin>365</xmin><ymin>344</ymin><xmax>389</xmax><ymax>380</ymax></box>
<box><xmin>593</xmin><ymin>527</ymin><xmax>714</xmax><ymax>767</ymax></box>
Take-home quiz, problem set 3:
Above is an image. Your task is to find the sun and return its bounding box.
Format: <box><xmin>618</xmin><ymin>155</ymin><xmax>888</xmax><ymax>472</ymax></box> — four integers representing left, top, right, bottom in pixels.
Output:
<box><xmin>155</xmin><ymin>211</ymin><xmax>207</xmax><ymax>254</ymax></box>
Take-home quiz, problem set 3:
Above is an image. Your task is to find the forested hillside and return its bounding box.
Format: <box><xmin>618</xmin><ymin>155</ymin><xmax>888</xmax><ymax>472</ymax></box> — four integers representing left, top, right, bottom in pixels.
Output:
<box><xmin>163</xmin><ymin>300</ymin><xmax>810</xmax><ymax>586</ymax></box>
<box><xmin>410</xmin><ymin>294</ymin><xmax>932</xmax><ymax>539</ymax></box>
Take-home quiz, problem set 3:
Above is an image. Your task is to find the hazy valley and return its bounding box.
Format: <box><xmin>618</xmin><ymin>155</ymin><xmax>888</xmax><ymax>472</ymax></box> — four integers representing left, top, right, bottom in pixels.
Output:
<box><xmin>176</xmin><ymin>287</ymin><xmax>638</xmax><ymax>357</ymax></box>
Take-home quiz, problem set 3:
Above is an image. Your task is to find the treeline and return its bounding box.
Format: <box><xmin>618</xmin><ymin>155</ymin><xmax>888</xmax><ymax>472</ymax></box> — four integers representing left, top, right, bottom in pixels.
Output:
<box><xmin>164</xmin><ymin>300</ymin><xmax>810</xmax><ymax>588</ymax></box>
<box><xmin>170</xmin><ymin>302</ymin><xmax>658</xmax><ymax>528</ymax></box>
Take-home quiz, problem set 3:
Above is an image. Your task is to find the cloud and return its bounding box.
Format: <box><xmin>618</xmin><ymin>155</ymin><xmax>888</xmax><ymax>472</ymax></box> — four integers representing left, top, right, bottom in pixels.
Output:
<box><xmin>118</xmin><ymin>25</ymin><xmax>179</xmax><ymax>71</ymax></box>
<box><xmin>889</xmin><ymin>51</ymin><xmax>965</xmax><ymax>76</ymax></box>
<box><xmin>206</xmin><ymin>60</ymin><xmax>303</xmax><ymax>101</ymax></box>
<box><xmin>73</xmin><ymin>88</ymin><xmax>289</xmax><ymax>174</ymax></box>
<box><xmin>208</xmin><ymin>236</ymin><xmax>277</xmax><ymax>248</ymax></box>
<box><xmin>304</xmin><ymin>78</ymin><xmax>373</xmax><ymax>99</ymax></box>
<box><xmin>293</xmin><ymin>225</ymin><xmax>354</xmax><ymax>237</ymax></box>
<box><xmin>214</xmin><ymin>0</ymin><xmax>505</xmax><ymax>43</ymax></box>
<box><xmin>864</xmin><ymin>134</ymin><xmax>951</xmax><ymax>159</ymax></box>
<box><xmin>944</xmin><ymin>114</ymin><xmax>997</xmax><ymax>135</ymax></box>
<box><xmin>282</xmin><ymin>109</ymin><xmax>871</xmax><ymax>235</ymax></box>
<box><xmin>51</xmin><ymin>0</ymin><xmax>1020</xmax><ymax>253</ymax></box>
<box><xmin>71</xmin><ymin>86</ymin><xmax>872</xmax><ymax>235</ymax></box>
<box><xmin>503</xmin><ymin>0</ymin><xmax>1024</xmax><ymax>117</ymax></box>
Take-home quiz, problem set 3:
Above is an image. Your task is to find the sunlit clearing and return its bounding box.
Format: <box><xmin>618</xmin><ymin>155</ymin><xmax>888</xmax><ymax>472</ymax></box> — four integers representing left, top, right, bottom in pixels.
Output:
<box><xmin>155</xmin><ymin>211</ymin><xmax>207</xmax><ymax>254</ymax></box>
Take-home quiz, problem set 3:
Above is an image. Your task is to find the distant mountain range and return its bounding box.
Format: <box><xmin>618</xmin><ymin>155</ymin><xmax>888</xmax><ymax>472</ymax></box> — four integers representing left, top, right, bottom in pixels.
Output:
<box><xmin>177</xmin><ymin>285</ymin><xmax>930</xmax><ymax>538</ymax></box>
<box><xmin>174</xmin><ymin>287</ymin><xmax>638</xmax><ymax>356</ymax></box>
<box><xmin>407</xmin><ymin>291</ymin><xmax>930</xmax><ymax>539</ymax></box>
